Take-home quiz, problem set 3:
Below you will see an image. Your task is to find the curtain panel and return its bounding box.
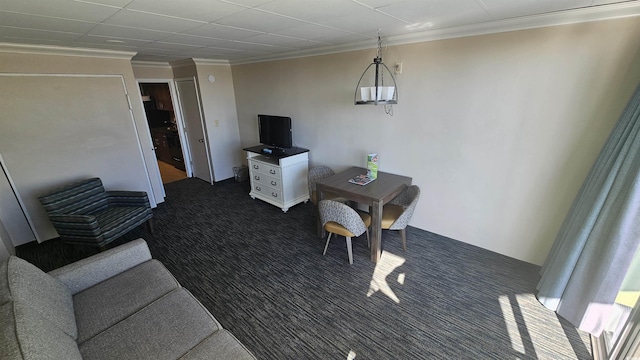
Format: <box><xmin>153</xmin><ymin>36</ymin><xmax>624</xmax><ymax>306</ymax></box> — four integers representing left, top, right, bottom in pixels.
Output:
<box><xmin>537</xmin><ymin>83</ymin><xmax>640</xmax><ymax>336</ymax></box>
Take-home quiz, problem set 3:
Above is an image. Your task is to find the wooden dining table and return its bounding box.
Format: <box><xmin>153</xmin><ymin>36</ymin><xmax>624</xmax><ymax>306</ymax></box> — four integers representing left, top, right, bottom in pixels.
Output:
<box><xmin>315</xmin><ymin>166</ymin><xmax>412</xmax><ymax>263</ymax></box>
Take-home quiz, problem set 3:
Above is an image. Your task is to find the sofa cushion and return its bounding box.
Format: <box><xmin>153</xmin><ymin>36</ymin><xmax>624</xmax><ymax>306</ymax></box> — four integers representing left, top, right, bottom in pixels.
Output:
<box><xmin>1</xmin><ymin>256</ymin><xmax>77</xmax><ymax>339</ymax></box>
<box><xmin>0</xmin><ymin>301</ymin><xmax>82</xmax><ymax>360</ymax></box>
<box><xmin>73</xmin><ymin>259</ymin><xmax>179</xmax><ymax>343</ymax></box>
<box><xmin>180</xmin><ymin>330</ymin><xmax>257</xmax><ymax>360</ymax></box>
<box><xmin>79</xmin><ymin>288</ymin><xmax>221</xmax><ymax>360</ymax></box>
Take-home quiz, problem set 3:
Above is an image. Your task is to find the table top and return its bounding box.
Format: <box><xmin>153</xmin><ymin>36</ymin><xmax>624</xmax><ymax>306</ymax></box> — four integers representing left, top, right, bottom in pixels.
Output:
<box><xmin>316</xmin><ymin>167</ymin><xmax>412</xmax><ymax>204</ymax></box>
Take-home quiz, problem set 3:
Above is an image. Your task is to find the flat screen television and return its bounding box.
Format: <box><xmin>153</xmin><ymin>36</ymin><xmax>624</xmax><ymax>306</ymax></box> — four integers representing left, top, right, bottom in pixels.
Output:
<box><xmin>258</xmin><ymin>114</ymin><xmax>293</xmax><ymax>150</ymax></box>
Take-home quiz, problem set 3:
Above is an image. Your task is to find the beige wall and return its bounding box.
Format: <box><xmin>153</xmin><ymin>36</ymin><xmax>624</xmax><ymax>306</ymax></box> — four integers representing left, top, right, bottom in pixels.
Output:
<box><xmin>132</xmin><ymin>63</ymin><xmax>173</xmax><ymax>80</ymax></box>
<box><xmin>0</xmin><ymin>50</ymin><xmax>161</xmax><ymax>242</ymax></box>
<box><xmin>232</xmin><ymin>18</ymin><xmax>640</xmax><ymax>265</ymax></box>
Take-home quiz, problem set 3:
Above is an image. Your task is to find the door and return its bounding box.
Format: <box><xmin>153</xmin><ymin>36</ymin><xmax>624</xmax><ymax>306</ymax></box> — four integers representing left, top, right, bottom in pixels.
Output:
<box><xmin>175</xmin><ymin>78</ymin><xmax>213</xmax><ymax>183</ymax></box>
<box><xmin>0</xmin><ymin>155</ymin><xmax>36</xmax><ymax>246</ymax></box>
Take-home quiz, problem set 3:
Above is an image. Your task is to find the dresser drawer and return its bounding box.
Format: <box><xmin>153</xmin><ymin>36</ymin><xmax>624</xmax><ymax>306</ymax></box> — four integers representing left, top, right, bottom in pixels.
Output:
<box><xmin>252</xmin><ymin>183</ymin><xmax>283</xmax><ymax>201</ymax></box>
<box><xmin>249</xmin><ymin>161</ymin><xmax>281</xmax><ymax>178</ymax></box>
<box><xmin>251</xmin><ymin>173</ymin><xmax>282</xmax><ymax>190</ymax></box>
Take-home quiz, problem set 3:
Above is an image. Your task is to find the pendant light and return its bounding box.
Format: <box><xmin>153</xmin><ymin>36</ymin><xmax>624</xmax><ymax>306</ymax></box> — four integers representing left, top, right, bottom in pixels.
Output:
<box><xmin>354</xmin><ymin>30</ymin><xmax>398</xmax><ymax>113</ymax></box>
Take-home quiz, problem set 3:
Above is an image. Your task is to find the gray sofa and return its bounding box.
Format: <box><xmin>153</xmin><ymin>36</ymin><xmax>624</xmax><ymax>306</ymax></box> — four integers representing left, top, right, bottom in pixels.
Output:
<box><xmin>1</xmin><ymin>238</ymin><xmax>256</xmax><ymax>360</ymax></box>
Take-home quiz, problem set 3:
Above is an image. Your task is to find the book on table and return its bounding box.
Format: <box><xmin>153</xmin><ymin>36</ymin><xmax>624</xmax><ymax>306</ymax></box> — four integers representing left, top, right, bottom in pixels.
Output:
<box><xmin>348</xmin><ymin>174</ymin><xmax>376</xmax><ymax>186</ymax></box>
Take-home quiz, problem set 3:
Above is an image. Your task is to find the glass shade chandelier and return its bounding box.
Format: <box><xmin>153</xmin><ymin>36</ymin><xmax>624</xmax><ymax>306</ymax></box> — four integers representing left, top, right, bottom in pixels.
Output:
<box><xmin>354</xmin><ymin>30</ymin><xmax>398</xmax><ymax>113</ymax></box>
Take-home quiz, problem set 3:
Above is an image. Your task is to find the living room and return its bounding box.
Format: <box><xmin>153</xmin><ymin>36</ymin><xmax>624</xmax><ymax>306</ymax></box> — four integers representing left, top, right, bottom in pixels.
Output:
<box><xmin>1</xmin><ymin>1</ymin><xmax>640</xmax><ymax>358</ymax></box>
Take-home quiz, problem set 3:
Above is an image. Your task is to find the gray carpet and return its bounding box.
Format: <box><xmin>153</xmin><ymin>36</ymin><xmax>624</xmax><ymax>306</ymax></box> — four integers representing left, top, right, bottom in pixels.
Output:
<box><xmin>17</xmin><ymin>177</ymin><xmax>592</xmax><ymax>359</ymax></box>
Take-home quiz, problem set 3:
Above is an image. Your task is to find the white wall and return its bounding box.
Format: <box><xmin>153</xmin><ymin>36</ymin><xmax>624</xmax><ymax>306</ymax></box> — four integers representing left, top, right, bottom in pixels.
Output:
<box><xmin>161</xmin><ymin>60</ymin><xmax>243</xmax><ymax>182</ymax></box>
<box><xmin>231</xmin><ymin>18</ymin><xmax>640</xmax><ymax>265</ymax></box>
<box><xmin>0</xmin><ymin>219</ymin><xmax>14</xmax><ymax>262</ymax></box>
<box><xmin>194</xmin><ymin>61</ymin><xmax>243</xmax><ymax>181</ymax></box>
<box><xmin>0</xmin><ymin>48</ymin><xmax>160</xmax><ymax>242</ymax></box>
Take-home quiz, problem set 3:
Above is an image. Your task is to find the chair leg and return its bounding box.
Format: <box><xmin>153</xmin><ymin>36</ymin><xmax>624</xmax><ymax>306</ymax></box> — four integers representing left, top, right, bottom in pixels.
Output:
<box><xmin>323</xmin><ymin>233</ymin><xmax>332</xmax><ymax>255</ymax></box>
<box><xmin>146</xmin><ymin>218</ymin><xmax>154</xmax><ymax>234</ymax></box>
<box><xmin>346</xmin><ymin>236</ymin><xmax>353</xmax><ymax>264</ymax></box>
<box><xmin>366</xmin><ymin>229</ymin><xmax>370</xmax><ymax>248</ymax></box>
<box><xmin>400</xmin><ymin>228</ymin><xmax>407</xmax><ymax>251</ymax></box>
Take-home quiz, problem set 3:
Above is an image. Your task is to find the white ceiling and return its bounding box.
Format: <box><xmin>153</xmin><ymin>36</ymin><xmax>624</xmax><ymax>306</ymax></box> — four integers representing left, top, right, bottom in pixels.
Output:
<box><xmin>0</xmin><ymin>0</ymin><xmax>639</xmax><ymax>64</ymax></box>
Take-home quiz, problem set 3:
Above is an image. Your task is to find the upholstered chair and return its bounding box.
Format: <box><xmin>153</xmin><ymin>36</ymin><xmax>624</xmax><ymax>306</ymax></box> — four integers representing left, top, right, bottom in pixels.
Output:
<box><xmin>38</xmin><ymin>178</ymin><xmax>153</xmax><ymax>250</ymax></box>
<box><xmin>381</xmin><ymin>185</ymin><xmax>421</xmax><ymax>250</ymax></box>
<box><xmin>308</xmin><ymin>165</ymin><xmax>348</xmax><ymax>216</ymax></box>
<box><xmin>308</xmin><ymin>165</ymin><xmax>337</xmax><ymax>204</ymax></box>
<box><xmin>318</xmin><ymin>200</ymin><xmax>371</xmax><ymax>264</ymax></box>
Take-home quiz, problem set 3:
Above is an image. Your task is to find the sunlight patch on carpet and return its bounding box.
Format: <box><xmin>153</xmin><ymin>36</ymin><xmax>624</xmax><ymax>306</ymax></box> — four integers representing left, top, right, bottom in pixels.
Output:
<box><xmin>367</xmin><ymin>251</ymin><xmax>405</xmax><ymax>303</ymax></box>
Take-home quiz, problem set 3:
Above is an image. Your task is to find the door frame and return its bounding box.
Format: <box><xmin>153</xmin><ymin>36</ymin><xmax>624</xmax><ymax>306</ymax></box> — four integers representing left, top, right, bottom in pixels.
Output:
<box><xmin>136</xmin><ymin>79</ymin><xmax>193</xmax><ymax>187</ymax></box>
<box><xmin>174</xmin><ymin>77</ymin><xmax>214</xmax><ymax>184</ymax></box>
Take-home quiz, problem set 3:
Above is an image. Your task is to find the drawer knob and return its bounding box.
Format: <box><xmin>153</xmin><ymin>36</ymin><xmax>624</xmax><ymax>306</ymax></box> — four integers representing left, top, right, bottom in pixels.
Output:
<box><xmin>255</xmin><ymin>175</ymin><xmax>260</xmax><ymax>180</ymax></box>
<box><xmin>253</xmin><ymin>164</ymin><xmax>259</xmax><ymax>169</ymax></box>
<box><xmin>271</xmin><ymin>180</ymin><xmax>277</xmax><ymax>186</ymax></box>
<box><xmin>271</xmin><ymin>192</ymin><xmax>278</xmax><ymax>197</ymax></box>
<box><xmin>256</xmin><ymin>186</ymin><xmax>261</xmax><ymax>191</ymax></box>
<box><xmin>269</xmin><ymin>169</ymin><xmax>276</xmax><ymax>174</ymax></box>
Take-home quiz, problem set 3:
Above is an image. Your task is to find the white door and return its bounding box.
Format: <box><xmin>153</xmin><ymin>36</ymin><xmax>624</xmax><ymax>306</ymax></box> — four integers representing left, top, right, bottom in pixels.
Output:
<box><xmin>175</xmin><ymin>78</ymin><xmax>213</xmax><ymax>184</ymax></box>
<box><xmin>0</xmin><ymin>155</ymin><xmax>36</xmax><ymax>246</ymax></box>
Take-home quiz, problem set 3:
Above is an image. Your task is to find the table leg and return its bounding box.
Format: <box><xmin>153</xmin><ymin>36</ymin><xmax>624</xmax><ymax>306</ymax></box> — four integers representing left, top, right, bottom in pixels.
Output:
<box><xmin>316</xmin><ymin>188</ymin><xmax>325</xmax><ymax>238</ymax></box>
<box><xmin>371</xmin><ymin>200</ymin><xmax>383</xmax><ymax>262</ymax></box>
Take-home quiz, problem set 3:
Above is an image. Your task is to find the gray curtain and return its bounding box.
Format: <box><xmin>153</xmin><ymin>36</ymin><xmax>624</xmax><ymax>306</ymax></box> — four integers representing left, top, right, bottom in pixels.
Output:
<box><xmin>537</xmin><ymin>83</ymin><xmax>640</xmax><ymax>337</ymax></box>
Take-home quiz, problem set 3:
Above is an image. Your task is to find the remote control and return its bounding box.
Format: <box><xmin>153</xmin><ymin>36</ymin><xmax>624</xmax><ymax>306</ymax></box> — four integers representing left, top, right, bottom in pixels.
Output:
<box><xmin>263</xmin><ymin>148</ymin><xmax>272</xmax><ymax>154</ymax></box>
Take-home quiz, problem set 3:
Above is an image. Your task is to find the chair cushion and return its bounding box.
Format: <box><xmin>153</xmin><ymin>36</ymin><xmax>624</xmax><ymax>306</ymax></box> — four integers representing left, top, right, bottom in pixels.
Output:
<box><xmin>0</xmin><ymin>256</ymin><xmax>77</xmax><ymax>339</ymax></box>
<box><xmin>73</xmin><ymin>259</ymin><xmax>180</xmax><ymax>343</ymax></box>
<box><xmin>324</xmin><ymin>210</ymin><xmax>371</xmax><ymax>237</ymax></box>
<box><xmin>92</xmin><ymin>206</ymin><xmax>152</xmax><ymax>243</ymax></box>
<box><xmin>79</xmin><ymin>288</ymin><xmax>221</xmax><ymax>360</ymax></box>
<box><xmin>381</xmin><ymin>204</ymin><xmax>404</xmax><ymax>229</ymax></box>
<box><xmin>0</xmin><ymin>301</ymin><xmax>82</xmax><ymax>360</ymax></box>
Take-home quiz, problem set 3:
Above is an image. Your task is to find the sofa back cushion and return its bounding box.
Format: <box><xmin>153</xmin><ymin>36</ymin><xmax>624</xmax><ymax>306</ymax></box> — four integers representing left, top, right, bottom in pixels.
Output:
<box><xmin>0</xmin><ymin>256</ymin><xmax>77</xmax><ymax>339</ymax></box>
<box><xmin>0</xmin><ymin>302</ymin><xmax>82</xmax><ymax>360</ymax></box>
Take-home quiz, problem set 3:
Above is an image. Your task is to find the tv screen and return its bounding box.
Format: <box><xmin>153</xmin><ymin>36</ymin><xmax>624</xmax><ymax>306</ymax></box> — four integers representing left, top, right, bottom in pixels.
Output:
<box><xmin>258</xmin><ymin>114</ymin><xmax>293</xmax><ymax>149</ymax></box>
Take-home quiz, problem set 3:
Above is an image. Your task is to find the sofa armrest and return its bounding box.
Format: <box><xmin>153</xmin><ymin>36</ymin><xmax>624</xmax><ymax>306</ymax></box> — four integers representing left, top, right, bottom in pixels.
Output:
<box><xmin>106</xmin><ymin>191</ymin><xmax>151</xmax><ymax>208</ymax></box>
<box><xmin>48</xmin><ymin>238</ymin><xmax>153</xmax><ymax>294</ymax></box>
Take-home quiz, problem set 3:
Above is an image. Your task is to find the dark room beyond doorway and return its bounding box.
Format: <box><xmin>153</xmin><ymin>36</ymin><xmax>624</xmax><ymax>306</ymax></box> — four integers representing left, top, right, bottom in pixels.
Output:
<box><xmin>139</xmin><ymin>82</ymin><xmax>187</xmax><ymax>184</ymax></box>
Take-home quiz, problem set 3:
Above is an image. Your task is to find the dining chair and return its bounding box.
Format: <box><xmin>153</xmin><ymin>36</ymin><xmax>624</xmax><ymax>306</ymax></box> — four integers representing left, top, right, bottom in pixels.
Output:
<box><xmin>381</xmin><ymin>185</ymin><xmax>421</xmax><ymax>251</ymax></box>
<box><xmin>318</xmin><ymin>200</ymin><xmax>371</xmax><ymax>264</ymax></box>
<box><xmin>308</xmin><ymin>165</ymin><xmax>347</xmax><ymax>216</ymax></box>
<box><xmin>308</xmin><ymin>165</ymin><xmax>336</xmax><ymax>204</ymax></box>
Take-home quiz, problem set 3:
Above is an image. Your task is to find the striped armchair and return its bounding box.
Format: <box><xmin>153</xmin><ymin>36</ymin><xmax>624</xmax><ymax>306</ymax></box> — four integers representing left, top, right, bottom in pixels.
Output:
<box><xmin>38</xmin><ymin>178</ymin><xmax>153</xmax><ymax>249</ymax></box>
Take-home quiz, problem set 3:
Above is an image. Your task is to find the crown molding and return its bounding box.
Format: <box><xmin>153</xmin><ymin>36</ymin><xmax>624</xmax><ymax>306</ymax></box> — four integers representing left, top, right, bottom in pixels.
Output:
<box><xmin>192</xmin><ymin>58</ymin><xmax>230</xmax><ymax>66</ymax></box>
<box><xmin>0</xmin><ymin>42</ymin><xmax>136</xmax><ymax>60</ymax></box>
<box><xmin>229</xmin><ymin>1</ymin><xmax>640</xmax><ymax>65</ymax></box>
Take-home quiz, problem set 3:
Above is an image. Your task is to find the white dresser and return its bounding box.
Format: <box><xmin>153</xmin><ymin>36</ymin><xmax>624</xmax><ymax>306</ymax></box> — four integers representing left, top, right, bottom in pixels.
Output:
<box><xmin>244</xmin><ymin>146</ymin><xmax>309</xmax><ymax>213</ymax></box>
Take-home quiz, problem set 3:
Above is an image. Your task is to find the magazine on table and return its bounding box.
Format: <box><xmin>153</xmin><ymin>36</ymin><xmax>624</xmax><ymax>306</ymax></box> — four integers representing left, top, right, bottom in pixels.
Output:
<box><xmin>348</xmin><ymin>174</ymin><xmax>376</xmax><ymax>186</ymax></box>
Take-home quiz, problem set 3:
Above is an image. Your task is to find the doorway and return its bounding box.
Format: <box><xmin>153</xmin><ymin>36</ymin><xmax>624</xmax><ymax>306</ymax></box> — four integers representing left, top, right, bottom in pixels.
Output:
<box><xmin>139</xmin><ymin>82</ymin><xmax>187</xmax><ymax>184</ymax></box>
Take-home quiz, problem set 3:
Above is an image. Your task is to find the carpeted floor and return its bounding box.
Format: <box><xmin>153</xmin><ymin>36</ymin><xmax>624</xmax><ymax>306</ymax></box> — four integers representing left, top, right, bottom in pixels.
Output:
<box><xmin>17</xmin><ymin>178</ymin><xmax>592</xmax><ymax>359</ymax></box>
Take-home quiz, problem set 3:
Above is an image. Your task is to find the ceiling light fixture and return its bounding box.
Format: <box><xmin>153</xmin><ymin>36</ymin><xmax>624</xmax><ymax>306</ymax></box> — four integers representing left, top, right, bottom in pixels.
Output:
<box><xmin>354</xmin><ymin>29</ymin><xmax>397</xmax><ymax>115</ymax></box>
